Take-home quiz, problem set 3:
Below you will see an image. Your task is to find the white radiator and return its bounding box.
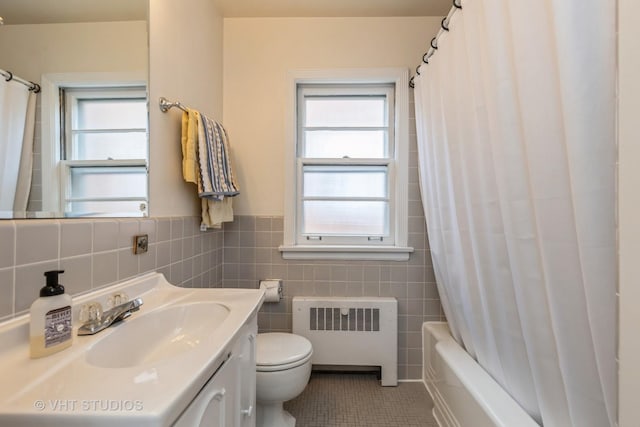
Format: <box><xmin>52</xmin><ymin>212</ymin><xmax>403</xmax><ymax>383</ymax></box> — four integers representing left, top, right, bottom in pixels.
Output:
<box><xmin>292</xmin><ymin>296</ymin><xmax>397</xmax><ymax>386</ymax></box>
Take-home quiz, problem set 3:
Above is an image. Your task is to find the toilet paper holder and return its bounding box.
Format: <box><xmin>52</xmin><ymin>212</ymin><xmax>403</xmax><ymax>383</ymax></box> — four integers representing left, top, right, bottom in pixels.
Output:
<box><xmin>259</xmin><ymin>279</ymin><xmax>283</xmax><ymax>302</ymax></box>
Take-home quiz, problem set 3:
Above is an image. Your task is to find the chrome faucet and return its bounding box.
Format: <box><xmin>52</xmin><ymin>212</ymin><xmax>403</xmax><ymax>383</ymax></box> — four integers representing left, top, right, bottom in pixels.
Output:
<box><xmin>78</xmin><ymin>298</ymin><xmax>144</xmax><ymax>336</ymax></box>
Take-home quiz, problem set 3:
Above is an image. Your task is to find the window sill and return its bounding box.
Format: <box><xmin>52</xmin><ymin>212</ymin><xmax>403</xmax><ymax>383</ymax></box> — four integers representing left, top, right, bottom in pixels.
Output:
<box><xmin>279</xmin><ymin>245</ymin><xmax>414</xmax><ymax>261</ymax></box>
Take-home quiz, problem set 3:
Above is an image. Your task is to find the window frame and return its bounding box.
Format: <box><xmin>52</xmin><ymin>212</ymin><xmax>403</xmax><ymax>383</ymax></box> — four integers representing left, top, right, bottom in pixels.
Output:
<box><xmin>296</xmin><ymin>84</ymin><xmax>395</xmax><ymax>245</ymax></box>
<box><xmin>280</xmin><ymin>68</ymin><xmax>413</xmax><ymax>261</ymax></box>
<box><xmin>40</xmin><ymin>72</ymin><xmax>148</xmax><ymax>217</ymax></box>
<box><xmin>62</xmin><ymin>86</ymin><xmax>148</xmax><ymax>162</ymax></box>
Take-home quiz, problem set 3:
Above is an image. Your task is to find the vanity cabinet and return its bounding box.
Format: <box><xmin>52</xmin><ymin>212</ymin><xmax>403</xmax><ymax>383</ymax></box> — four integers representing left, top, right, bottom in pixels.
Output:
<box><xmin>174</xmin><ymin>319</ymin><xmax>257</xmax><ymax>427</ymax></box>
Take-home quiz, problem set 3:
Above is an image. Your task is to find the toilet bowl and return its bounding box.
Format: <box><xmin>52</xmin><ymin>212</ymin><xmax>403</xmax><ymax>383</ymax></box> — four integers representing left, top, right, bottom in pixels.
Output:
<box><xmin>255</xmin><ymin>332</ymin><xmax>313</xmax><ymax>427</ymax></box>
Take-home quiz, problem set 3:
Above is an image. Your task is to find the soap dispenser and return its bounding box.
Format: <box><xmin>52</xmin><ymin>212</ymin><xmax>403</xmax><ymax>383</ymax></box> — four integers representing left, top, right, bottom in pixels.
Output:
<box><xmin>30</xmin><ymin>270</ymin><xmax>73</xmax><ymax>358</ymax></box>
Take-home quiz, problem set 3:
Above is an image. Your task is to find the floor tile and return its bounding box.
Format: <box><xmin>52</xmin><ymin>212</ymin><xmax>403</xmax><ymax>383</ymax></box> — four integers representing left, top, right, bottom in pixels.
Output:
<box><xmin>284</xmin><ymin>373</ymin><xmax>438</xmax><ymax>427</ymax></box>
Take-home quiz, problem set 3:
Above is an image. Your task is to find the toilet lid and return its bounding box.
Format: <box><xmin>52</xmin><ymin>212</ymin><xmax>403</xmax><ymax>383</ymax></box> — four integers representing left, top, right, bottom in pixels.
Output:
<box><xmin>256</xmin><ymin>333</ymin><xmax>313</xmax><ymax>367</ymax></box>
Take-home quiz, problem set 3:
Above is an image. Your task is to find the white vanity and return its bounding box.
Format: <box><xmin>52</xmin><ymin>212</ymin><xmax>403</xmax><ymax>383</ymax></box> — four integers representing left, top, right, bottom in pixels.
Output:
<box><xmin>0</xmin><ymin>272</ymin><xmax>264</xmax><ymax>426</ymax></box>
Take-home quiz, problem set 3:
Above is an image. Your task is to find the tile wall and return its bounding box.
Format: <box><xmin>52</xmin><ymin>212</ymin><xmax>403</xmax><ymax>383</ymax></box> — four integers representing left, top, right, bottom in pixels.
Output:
<box><xmin>222</xmin><ymin>99</ymin><xmax>444</xmax><ymax>379</ymax></box>
<box><xmin>2</xmin><ymin>96</ymin><xmax>443</xmax><ymax>379</ymax></box>
<box><xmin>0</xmin><ymin>211</ymin><xmax>442</xmax><ymax>379</ymax></box>
<box><xmin>222</xmin><ymin>215</ymin><xmax>442</xmax><ymax>380</ymax></box>
<box><xmin>0</xmin><ymin>216</ymin><xmax>223</xmax><ymax>321</ymax></box>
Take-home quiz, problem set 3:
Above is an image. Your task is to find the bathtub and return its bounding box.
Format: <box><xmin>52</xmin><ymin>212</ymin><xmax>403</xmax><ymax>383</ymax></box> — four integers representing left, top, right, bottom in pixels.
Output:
<box><xmin>422</xmin><ymin>322</ymin><xmax>539</xmax><ymax>427</ymax></box>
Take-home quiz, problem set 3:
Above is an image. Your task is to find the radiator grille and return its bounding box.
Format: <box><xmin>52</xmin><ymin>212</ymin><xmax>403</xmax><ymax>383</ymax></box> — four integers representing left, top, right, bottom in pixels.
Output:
<box><xmin>309</xmin><ymin>307</ymin><xmax>380</xmax><ymax>331</ymax></box>
<box><xmin>293</xmin><ymin>296</ymin><xmax>398</xmax><ymax>385</ymax></box>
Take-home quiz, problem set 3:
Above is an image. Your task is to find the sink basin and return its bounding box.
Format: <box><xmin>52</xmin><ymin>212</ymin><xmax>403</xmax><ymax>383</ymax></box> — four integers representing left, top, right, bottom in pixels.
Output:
<box><xmin>86</xmin><ymin>301</ymin><xmax>230</xmax><ymax>368</ymax></box>
<box><xmin>0</xmin><ymin>272</ymin><xmax>265</xmax><ymax>427</ymax></box>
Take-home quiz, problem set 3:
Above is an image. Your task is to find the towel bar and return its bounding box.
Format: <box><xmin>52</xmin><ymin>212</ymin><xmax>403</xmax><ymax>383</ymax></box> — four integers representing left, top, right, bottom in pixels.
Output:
<box><xmin>159</xmin><ymin>97</ymin><xmax>187</xmax><ymax>113</ymax></box>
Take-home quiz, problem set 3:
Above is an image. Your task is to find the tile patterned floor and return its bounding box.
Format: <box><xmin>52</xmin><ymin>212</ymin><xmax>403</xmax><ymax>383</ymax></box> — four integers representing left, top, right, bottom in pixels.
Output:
<box><xmin>284</xmin><ymin>373</ymin><xmax>439</xmax><ymax>427</ymax></box>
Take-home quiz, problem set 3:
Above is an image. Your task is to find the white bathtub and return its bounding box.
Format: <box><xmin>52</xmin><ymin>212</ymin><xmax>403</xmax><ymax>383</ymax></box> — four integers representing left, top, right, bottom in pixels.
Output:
<box><xmin>422</xmin><ymin>322</ymin><xmax>539</xmax><ymax>427</ymax></box>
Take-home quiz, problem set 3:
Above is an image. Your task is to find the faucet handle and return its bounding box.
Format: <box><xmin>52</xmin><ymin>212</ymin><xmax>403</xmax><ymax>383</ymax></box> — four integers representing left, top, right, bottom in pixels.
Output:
<box><xmin>79</xmin><ymin>302</ymin><xmax>103</xmax><ymax>323</ymax></box>
<box><xmin>106</xmin><ymin>292</ymin><xmax>129</xmax><ymax>310</ymax></box>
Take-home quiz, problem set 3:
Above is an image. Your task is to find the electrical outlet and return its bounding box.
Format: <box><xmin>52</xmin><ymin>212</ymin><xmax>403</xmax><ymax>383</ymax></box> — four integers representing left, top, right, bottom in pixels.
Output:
<box><xmin>133</xmin><ymin>234</ymin><xmax>148</xmax><ymax>254</ymax></box>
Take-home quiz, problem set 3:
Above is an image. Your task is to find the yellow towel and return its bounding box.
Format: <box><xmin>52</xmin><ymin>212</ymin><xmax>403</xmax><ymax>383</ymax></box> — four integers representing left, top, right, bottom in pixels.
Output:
<box><xmin>181</xmin><ymin>108</ymin><xmax>235</xmax><ymax>228</ymax></box>
<box><xmin>181</xmin><ymin>109</ymin><xmax>200</xmax><ymax>184</ymax></box>
<box><xmin>201</xmin><ymin>197</ymin><xmax>234</xmax><ymax>229</ymax></box>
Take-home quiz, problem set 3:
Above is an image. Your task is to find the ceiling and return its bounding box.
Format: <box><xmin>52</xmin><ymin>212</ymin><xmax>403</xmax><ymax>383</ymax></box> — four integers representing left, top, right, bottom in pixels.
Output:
<box><xmin>0</xmin><ymin>0</ymin><xmax>146</xmax><ymax>25</ymax></box>
<box><xmin>0</xmin><ymin>0</ymin><xmax>449</xmax><ymax>25</ymax></box>
<box><xmin>212</xmin><ymin>0</ymin><xmax>451</xmax><ymax>17</ymax></box>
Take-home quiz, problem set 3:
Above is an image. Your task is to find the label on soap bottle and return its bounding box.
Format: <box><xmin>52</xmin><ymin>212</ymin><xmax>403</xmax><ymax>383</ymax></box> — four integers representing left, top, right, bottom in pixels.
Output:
<box><xmin>44</xmin><ymin>306</ymin><xmax>72</xmax><ymax>348</ymax></box>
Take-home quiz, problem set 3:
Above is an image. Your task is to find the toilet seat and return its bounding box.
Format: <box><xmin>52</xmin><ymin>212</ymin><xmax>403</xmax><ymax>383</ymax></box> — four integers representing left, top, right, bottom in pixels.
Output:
<box><xmin>256</xmin><ymin>333</ymin><xmax>313</xmax><ymax>372</ymax></box>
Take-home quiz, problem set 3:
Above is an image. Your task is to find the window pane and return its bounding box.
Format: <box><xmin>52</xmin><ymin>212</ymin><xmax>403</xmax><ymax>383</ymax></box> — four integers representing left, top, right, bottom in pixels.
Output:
<box><xmin>303</xmin><ymin>201</ymin><xmax>388</xmax><ymax>235</ymax></box>
<box><xmin>76</xmin><ymin>99</ymin><xmax>147</xmax><ymax>130</ymax></box>
<box><xmin>305</xmin><ymin>97</ymin><xmax>386</xmax><ymax>127</ymax></box>
<box><xmin>304</xmin><ymin>130</ymin><xmax>387</xmax><ymax>158</ymax></box>
<box><xmin>72</xmin><ymin>132</ymin><xmax>147</xmax><ymax>160</ymax></box>
<box><xmin>70</xmin><ymin>166</ymin><xmax>147</xmax><ymax>199</ymax></box>
<box><xmin>67</xmin><ymin>200</ymin><xmax>147</xmax><ymax>217</ymax></box>
<box><xmin>303</xmin><ymin>167</ymin><xmax>387</xmax><ymax>198</ymax></box>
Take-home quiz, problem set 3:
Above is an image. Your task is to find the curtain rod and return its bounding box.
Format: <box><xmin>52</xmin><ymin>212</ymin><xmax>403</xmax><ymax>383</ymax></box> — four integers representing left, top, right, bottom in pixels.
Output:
<box><xmin>410</xmin><ymin>0</ymin><xmax>462</xmax><ymax>88</ymax></box>
<box><xmin>0</xmin><ymin>68</ymin><xmax>40</xmax><ymax>93</ymax></box>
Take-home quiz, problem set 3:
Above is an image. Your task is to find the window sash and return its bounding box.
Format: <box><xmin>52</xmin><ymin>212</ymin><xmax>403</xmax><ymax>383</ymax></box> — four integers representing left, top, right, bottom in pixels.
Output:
<box><xmin>60</xmin><ymin>85</ymin><xmax>148</xmax><ymax>216</ymax></box>
<box><xmin>298</xmin><ymin>84</ymin><xmax>395</xmax><ymax>160</ymax></box>
<box><xmin>295</xmin><ymin>84</ymin><xmax>395</xmax><ymax>246</ymax></box>
<box><xmin>61</xmin><ymin>159</ymin><xmax>148</xmax><ymax>217</ymax></box>
<box><xmin>296</xmin><ymin>160</ymin><xmax>395</xmax><ymax>246</ymax></box>
<box><xmin>301</xmin><ymin>200</ymin><xmax>390</xmax><ymax>238</ymax></box>
<box><xmin>303</xmin><ymin>96</ymin><xmax>388</xmax><ymax>128</ymax></box>
<box><xmin>302</xmin><ymin>128</ymin><xmax>389</xmax><ymax>159</ymax></box>
<box><xmin>301</xmin><ymin>164</ymin><xmax>389</xmax><ymax>200</ymax></box>
<box><xmin>63</xmin><ymin>87</ymin><xmax>147</xmax><ymax>161</ymax></box>
<box><xmin>69</xmin><ymin>130</ymin><xmax>148</xmax><ymax>161</ymax></box>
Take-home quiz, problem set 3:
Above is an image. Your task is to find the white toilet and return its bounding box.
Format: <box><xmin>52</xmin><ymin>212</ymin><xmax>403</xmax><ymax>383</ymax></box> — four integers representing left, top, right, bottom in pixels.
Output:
<box><xmin>255</xmin><ymin>332</ymin><xmax>313</xmax><ymax>427</ymax></box>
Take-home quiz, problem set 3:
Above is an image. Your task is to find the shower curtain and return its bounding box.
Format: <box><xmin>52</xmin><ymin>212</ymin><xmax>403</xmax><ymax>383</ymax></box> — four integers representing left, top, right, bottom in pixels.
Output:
<box><xmin>0</xmin><ymin>76</ymin><xmax>36</xmax><ymax>216</ymax></box>
<box><xmin>413</xmin><ymin>1</ymin><xmax>616</xmax><ymax>426</ymax></box>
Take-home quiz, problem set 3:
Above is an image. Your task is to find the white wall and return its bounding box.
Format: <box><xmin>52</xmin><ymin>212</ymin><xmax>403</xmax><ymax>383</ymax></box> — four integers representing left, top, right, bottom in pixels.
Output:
<box><xmin>0</xmin><ymin>21</ymin><xmax>147</xmax><ymax>81</ymax></box>
<box><xmin>617</xmin><ymin>0</ymin><xmax>640</xmax><ymax>424</ymax></box>
<box><xmin>222</xmin><ymin>17</ymin><xmax>440</xmax><ymax>215</ymax></box>
<box><xmin>148</xmin><ymin>0</ymin><xmax>224</xmax><ymax>216</ymax></box>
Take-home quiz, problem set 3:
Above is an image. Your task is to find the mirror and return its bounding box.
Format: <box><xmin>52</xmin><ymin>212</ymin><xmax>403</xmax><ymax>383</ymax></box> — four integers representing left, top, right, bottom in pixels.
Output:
<box><xmin>0</xmin><ymin>0</ymin><xmax>148</xmax><ymax>218</ymax></box>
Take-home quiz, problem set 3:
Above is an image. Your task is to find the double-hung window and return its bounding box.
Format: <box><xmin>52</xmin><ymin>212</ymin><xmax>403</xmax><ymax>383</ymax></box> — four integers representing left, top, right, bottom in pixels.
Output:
<box><xmin>299</xmin><ymin>84</ymin><xmax>394</xmax><ymax>242</ymax></box>
<box><xmin>60</xmin><ymin>86</ymin><xmax>148</xmax><ymax>217</ymax></box>
<box><xmin>281</xmin><ymin>69</ymin><xmax>412</xmax><ymax>260</ymax></box>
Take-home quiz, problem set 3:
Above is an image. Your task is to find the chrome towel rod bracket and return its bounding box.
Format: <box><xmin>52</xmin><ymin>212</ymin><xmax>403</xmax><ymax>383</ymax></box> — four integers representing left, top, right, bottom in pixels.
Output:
<box><xmin>159</xmin><ymin>97</ymin><xmax>187</xmax><ymax>113</ymax></box>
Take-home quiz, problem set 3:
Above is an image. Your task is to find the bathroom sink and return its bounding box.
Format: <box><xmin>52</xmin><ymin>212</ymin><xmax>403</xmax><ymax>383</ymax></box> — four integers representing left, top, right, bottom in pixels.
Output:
<box><xmin>0</xmin><ymin>272</ymin><xmax>265</xmax><ymax>427</ymax></box>
<box><xmin>86</xmin><ymin>301</ymin><xmax>230</xmax><ymax>368</ymax></box>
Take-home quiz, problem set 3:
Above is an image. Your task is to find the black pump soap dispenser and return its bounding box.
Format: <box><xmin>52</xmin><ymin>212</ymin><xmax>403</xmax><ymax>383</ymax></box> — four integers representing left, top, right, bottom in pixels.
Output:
<box><xmin>29</xmin><ymin>270</ymin><xmax>73</xmax><ymax>358</ymax></box>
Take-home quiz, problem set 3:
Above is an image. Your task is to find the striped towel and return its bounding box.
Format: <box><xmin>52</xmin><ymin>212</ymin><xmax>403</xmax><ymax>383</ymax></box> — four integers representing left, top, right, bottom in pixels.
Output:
<box><xmin>181</xmin><ymin>109</ymin><xmax>239</xmax><ymax>228</ymax></box>
<box><xmin>196</xmin><ymin>113</ymin><xmax>240</xmax><ymax>200</ymax></box>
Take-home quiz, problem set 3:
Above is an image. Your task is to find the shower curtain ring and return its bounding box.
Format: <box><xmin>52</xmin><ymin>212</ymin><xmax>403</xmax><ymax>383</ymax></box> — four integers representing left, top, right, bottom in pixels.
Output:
<box><xmin>431</xmin><ymin>38</ymin><xmax>438</xmax><ymax>50</ymax></box>
<box><xmin>422</xmin><ymin>52</ymin><xmax>429</xmax><ymax>64</ymax></box>
<box><xmin>4</xmin><ymin>71</ymin><xmax>12</xmax><ymax>82</ymax></box>
<box><xmin>441</xmin><ymin>18</ymin><xmax>450</xmax><ymax>31</ymax></box>
<box><xmin>453</xmin><ymin>0</ymin><xmax>462</xmax><ymax>9</ymax></box>
<box><xmin>409</xmin><ymin>77</ymin><xmax>415</xmax><ymax>89</ymax></box>
<box><xmin>416</xmin><ymin>65</ymin><xmax>421</xmax><ymax>76</ymax></box>
<box><xmin>30</xmin><ymin>83</ymin><xmax>41</xmax><ymax>93</ymax></box>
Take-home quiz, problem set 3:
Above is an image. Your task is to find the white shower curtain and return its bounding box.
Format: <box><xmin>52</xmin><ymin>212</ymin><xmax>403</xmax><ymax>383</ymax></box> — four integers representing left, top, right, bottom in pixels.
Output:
<box><xmin>0</xmin><ymin>77</ymin><xmax>36</xmax><ymax>216</ymax></box>
<box><xmin>413</xmin><ymin>1</ymin><xmax>616</xmax><ymax>426</ymax></box>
